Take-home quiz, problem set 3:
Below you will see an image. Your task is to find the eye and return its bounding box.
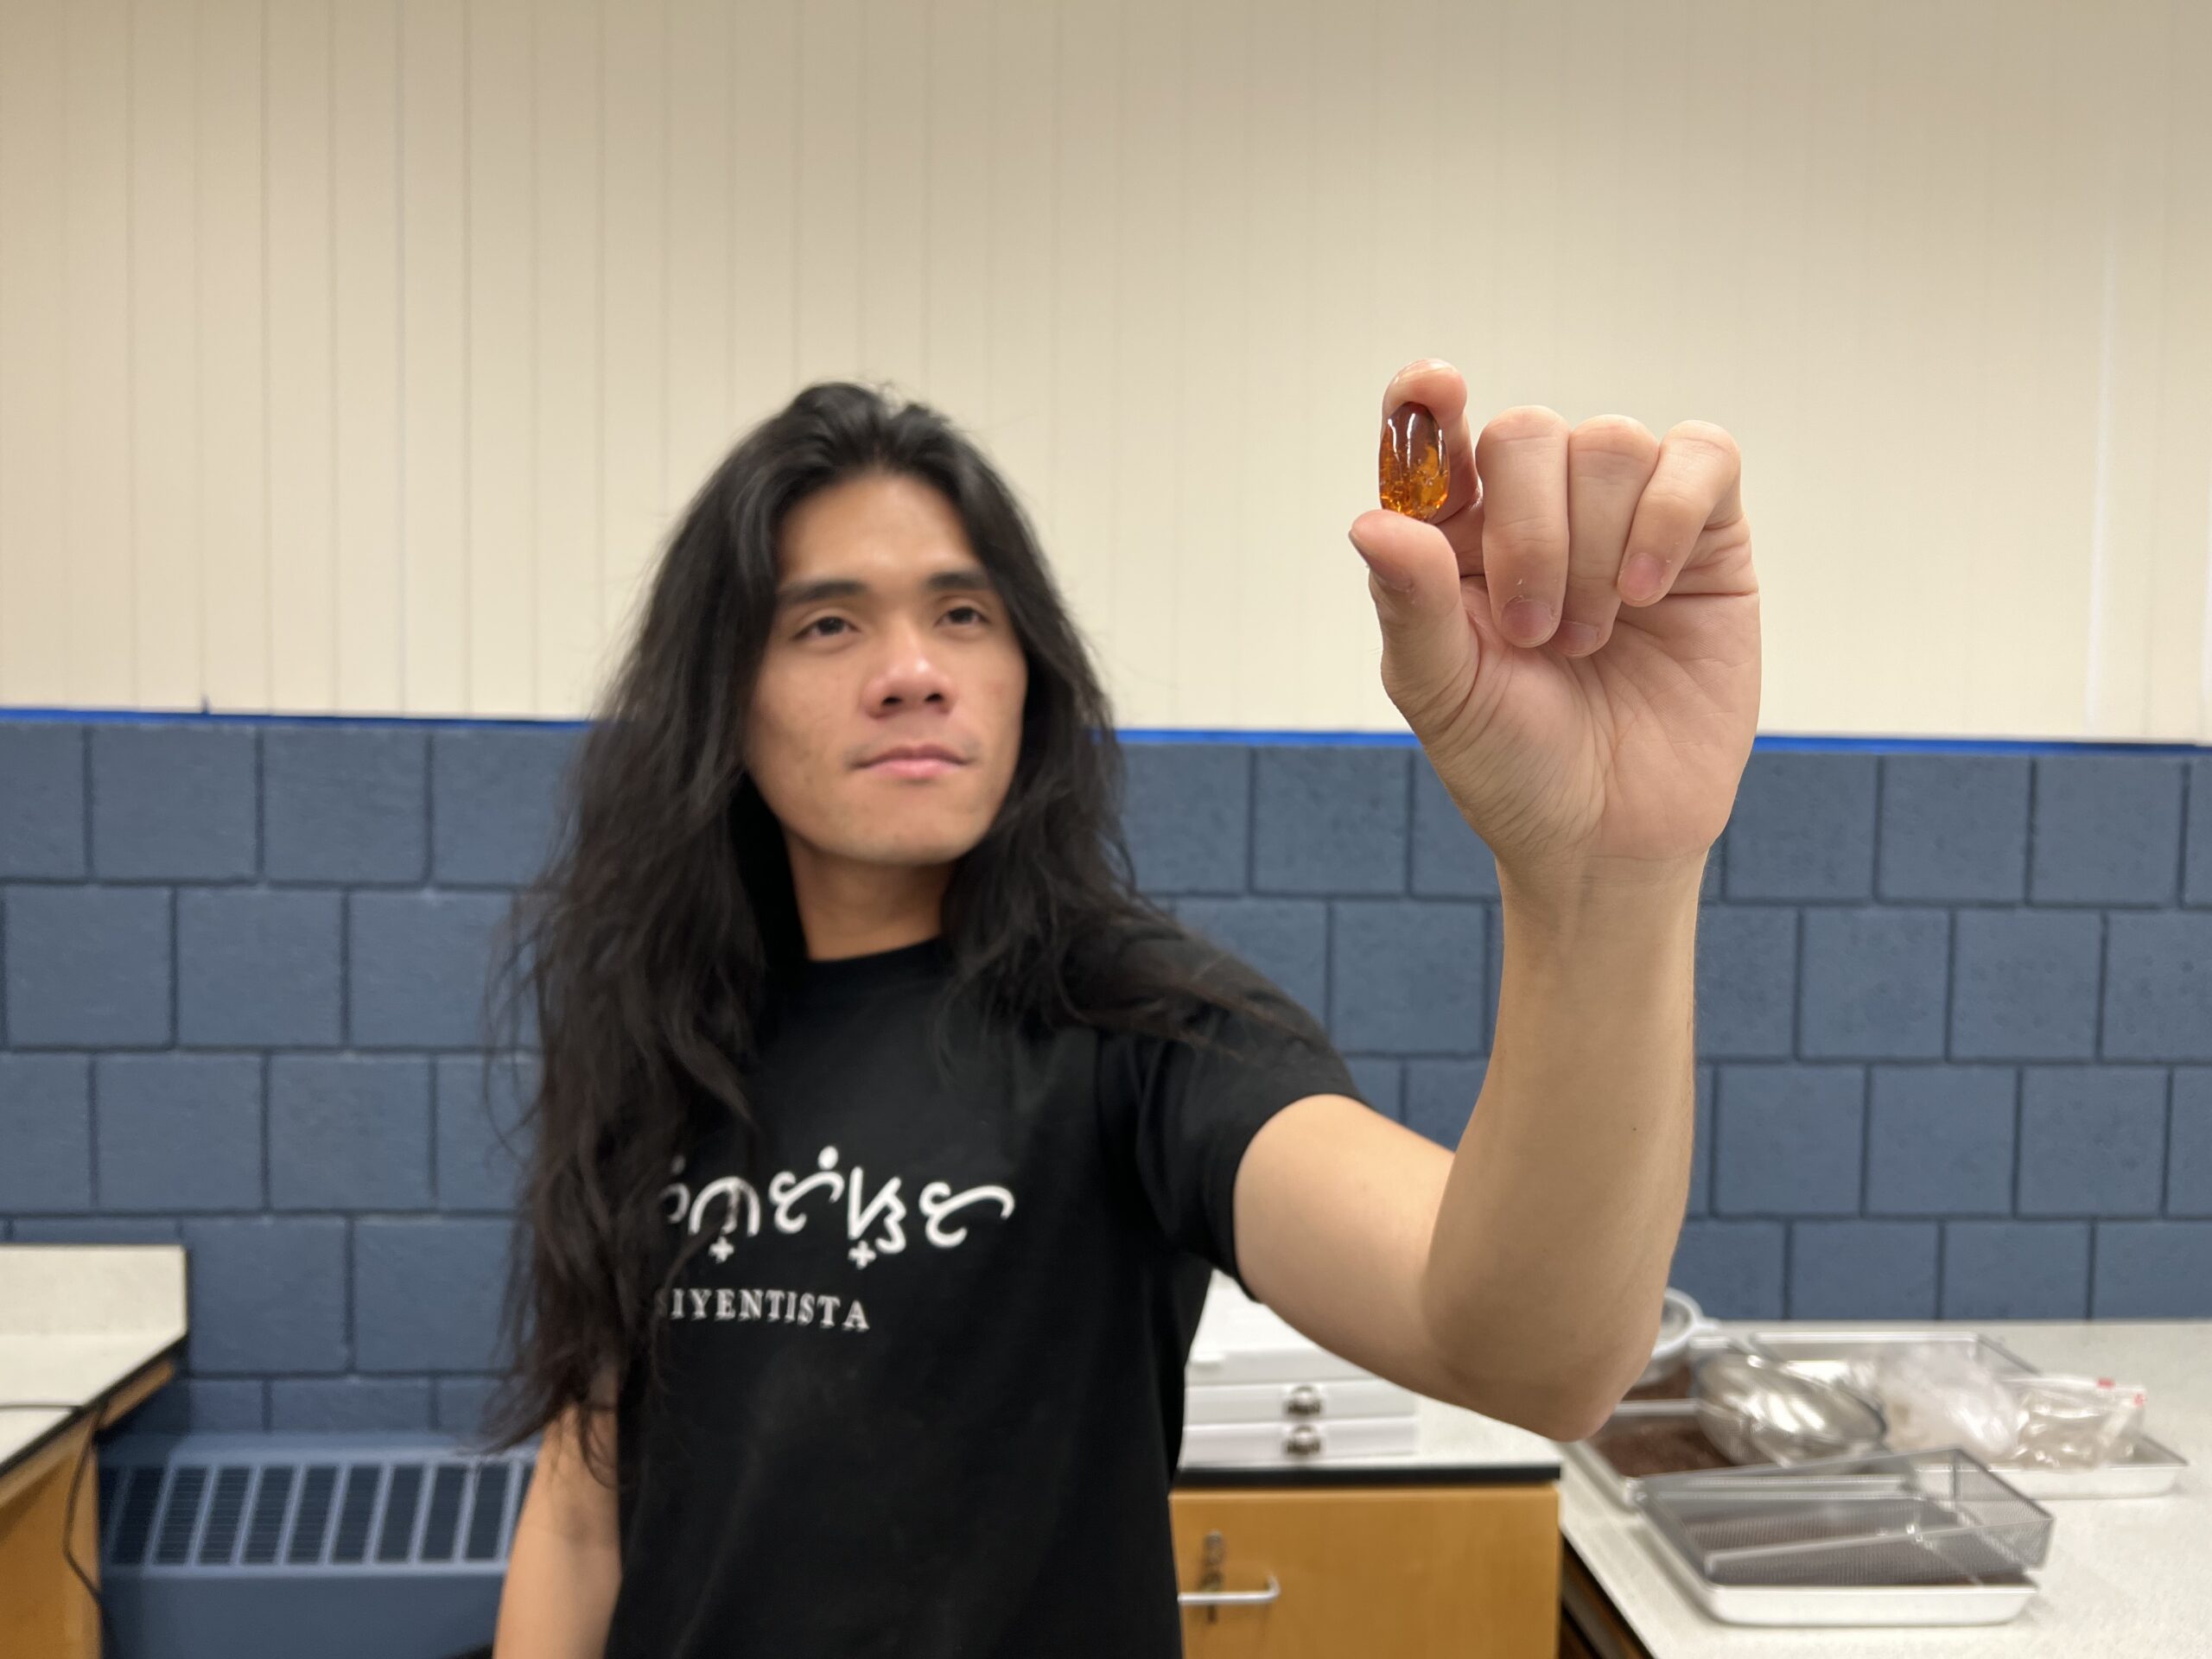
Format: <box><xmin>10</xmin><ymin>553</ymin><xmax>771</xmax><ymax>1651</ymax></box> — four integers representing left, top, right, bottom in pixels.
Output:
<box><xmin>796</xmin><ymin>615</ymin><xmax>849</xmax><ymax>639</ymax></box>
<box><xmin>946</xmin><ymin>604</ymin><xmax>988</xmax><ymax>625</ymax></box>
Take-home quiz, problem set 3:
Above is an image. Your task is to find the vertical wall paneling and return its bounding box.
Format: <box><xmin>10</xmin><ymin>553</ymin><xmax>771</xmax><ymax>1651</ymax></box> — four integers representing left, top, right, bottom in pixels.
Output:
<box><xmin>1177</xmin><ymin>0</ymin><xmax>1246</xmax><ymax>732</ymax></box>
<box><xmin>463</xmin><ymin>0</ymin><xmax>535</xmax><ymax>716</ymax></box>
<box><xmin>130</xmin><ymin>0</ymin><xmax>203</xmax><ymax>709</ymax></box>
<box><xmin>333</xmin><ymin>0</ymin><xmax>404</xmax><ymax>713</ymax></box>
<box><xmin>0</xmin><ymin>0</ymin><xmax>67</xmax><ymax>704</ymax></box>
<box><xmin>66</xmin><ymin>0</ymin><xmax>135</xmax><ymax>707</ymax></box>
<box><xmin>267</xmin><ymin>0</ymin><xmax>338</xmax><ymax>712</ymax></box>
<box><xmin>399</xmin><ymin>0</ymin><xmax>467</xmax><ymax>714</ymax></box>
<box><xmin>1111</xmin><ymin>0</ymin><xmax>1182</xmax><ymax>720</ymax></box>
<box><xmin>663</xmin><ymin>0</ymin><xmax>733</xmax><ymax>537</ymax></box>
<box><xmin>198</xmin><ymin>0</ymin><xmax>271</xmax><ymax>710</ymax></box>
<box><xmin>983</xmin><ymin>0</ymin><xmax>1053</xmax><ymax>563</ymax></box>
<box><xmin>533</xmin><ymin>0</ymin><xmax>605</xmax><ymax>715</ymax></box>
<box><xmin>597</xmin><ymin>0</ymin><xmax>669</xmax><ymax>658</ymax></box>
<box><xmin>1046</xmin><ymin>0</ymin><xmax>1116</xmax><ymax>670</ymax></box>
<box><xmin>855</xmin><ymin>0</ymin><xmax>928</xmax><ymax>410</ymax></box>
<box><xmin>1</xmin><ymin>0</ymin><xmax>2209</xmax><ymax>740</ymax></box>
<box><xmin>795</xmin><ymin>0</ymin><xmax>862</xmax><ymax>401</ymax></box>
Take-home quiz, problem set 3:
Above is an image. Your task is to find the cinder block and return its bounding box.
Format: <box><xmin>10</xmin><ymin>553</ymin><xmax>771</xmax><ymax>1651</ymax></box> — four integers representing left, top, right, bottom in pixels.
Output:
<box><xmin>1721</xmin><ymin>752</ymin><xmax>1875</xmax><ymax>899</ymax></box>
<box><xmin>1788</xmin><ymin>1221</ymin><xmax>1938</xmax><ymax>1319</ymax></box>
<box><xmin>177</xmin><ymin>888</ymin><xmax>343</xmax><ymax>1047</ymax></box>
<box><xmin>95</xmin><ymin>1055</ymin><xmax>263</xmax><ymax>1211</ymax></box>
<box><xmin>1329</xmin><ymin>901</ymin><xmax>1486</xmax><ymax>1053</ymax></box>
<box><xmin>269</xmin><ymin>1056</ymin><xmax>434</xmax><ymax>1210</ymax></box>
<box><xmin>0</xmin><ymin>1054</ymin><xmax>92</xmax><ymax>1211</ymax></box>
<box><xmin>353</xmin><ymin>1217</ymin><xmax>513</xmax><ymax>1372</ymax></box>
<box><xmin>1949</xmin><ymin>909</ymin><xmax>2101</xmax><ymax>1059</ymax></box>
<box><xmin>1940</xmin><ymin>1222</ymin><xmax>2090</xmax><ymax>1319</ymax></box>
<box><xmin>347</xmin><ymin>890</ymin><xmax>518</xmax><ymax>1049</ymax></box>
<box><xmin>0</xmin><ymin>723</ymin><xmax>86</xmax><ymax>878</ymax></box>
<box><xmin>2092</xmin><ymin>1223</ymin><xmax>2212</xmax><ymax>1318</ymax></box>
<box><xmin>1694</xmin><ymin>906</ymin><xmax>1797</xmax><ymax>1059</ymax></box>
<box><xmin>435</xmin><ymin>1054</ymin><xmax>537</xmax><ymax>1211</ymax></box>
<box><xmin>1713</xmin><ymin>1065</ymin><xmax>1866</xmax><ymax>1216</ymax></box>
<box><xmin>3</xmin><ymin>887</ymin><xmax>172</xmax><ymax>1048</ymax></box>
<box><xmin>89</xmin><ymin>723</ymin><xmax>257</xmax><ymax>880</ymax></box>
<box><xmin>1252</xmin><ymin>747</ymin><xmax>1408</xmax><ymax>895</ymax></box>
<box><xmin>1865</xmin><ymin>1065</ymin><xmax>2015</xmax><ymax>1216</ymax></box>
<box><xmin>264</xmin><ymin>722</ymin><xmax>429</xmax><ymax>883</ymax></box>
<box><xmin>1798</xmin><ymin>908</ymin><xmax>1948</xmax><ymax>1059</ymax></box>
<box><xmin>429</xmin><ymin>725</ymin><xmax>582</xmax><ymax>886</ymax></box>
<box><xmin>1119</xmin><ymin>743</ymin><xmax>1249</xmax><ymax>894</ymax></box>
<box><xmin>2101</xmin><ymin>912</ymin><xmax>2212</xmax><ymax>1062</ymax></box>
<box><xmin>2030</xmin><ymin>753</ymin><xmax>2185</xmax><ymax>905</ymax></box>
<box><xmin>178</xmin><ymin>1217</ymin><xmax>348</xmax><ymax>1373</ymax></box>
<box><xmin>1877</xmin><ymin>754</ymin><xmax>2028</xmax><ymax>901</ymax></box>
<box><xmin>2017</xmin><ymin>1065</ymin><xmax>2168</xmax><ymax>1217</ymax></box>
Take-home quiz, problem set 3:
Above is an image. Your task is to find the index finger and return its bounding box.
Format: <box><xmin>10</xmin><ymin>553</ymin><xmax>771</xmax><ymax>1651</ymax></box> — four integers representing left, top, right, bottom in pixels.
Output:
<box><xmin>1382</xmin><ymin>358</ymin><xmax>1482</xmax><ymax>524</ymax></box>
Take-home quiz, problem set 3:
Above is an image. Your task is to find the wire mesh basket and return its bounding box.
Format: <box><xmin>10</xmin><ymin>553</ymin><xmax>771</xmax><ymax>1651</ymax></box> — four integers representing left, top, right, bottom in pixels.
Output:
<box><xmin>1632</xmin><ymin>1446</ymin><xmax>2054</xmax><ymax>1591</ymax></box>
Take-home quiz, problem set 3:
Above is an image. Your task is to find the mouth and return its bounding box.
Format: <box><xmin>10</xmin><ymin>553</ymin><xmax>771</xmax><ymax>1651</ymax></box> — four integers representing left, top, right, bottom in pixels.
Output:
<box><xmin>861</xmin><ymin>753</ymin><xmax>965</xmax><ymax>779</ymax></box>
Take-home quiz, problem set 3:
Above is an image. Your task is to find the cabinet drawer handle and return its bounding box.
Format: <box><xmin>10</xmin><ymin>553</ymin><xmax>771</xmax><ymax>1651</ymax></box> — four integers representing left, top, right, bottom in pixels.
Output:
<box><xmin>1178</xmin><ymin>1573</ymin><xmax>1282</xmax><ymax>1608</ymax></box>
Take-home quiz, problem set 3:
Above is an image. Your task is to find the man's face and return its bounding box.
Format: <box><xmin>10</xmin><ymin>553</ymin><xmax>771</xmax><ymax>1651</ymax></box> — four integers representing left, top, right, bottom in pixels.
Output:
<box><xmin>745</xmin><ymin>470</ymin><xmax>1028</xmax><ymax>890</ymax></box>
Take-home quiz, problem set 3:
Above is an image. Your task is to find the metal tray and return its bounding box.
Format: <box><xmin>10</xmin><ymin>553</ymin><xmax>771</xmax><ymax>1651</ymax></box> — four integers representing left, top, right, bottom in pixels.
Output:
<box><xmin>1642</xmin><ymin>1529</ymin><xmax>2040</xmax><ymax>1627</ymax></box>
<box><xmin>1630</xmin><ymin>1449</ymin><xmax>2050</xmax><ymax>1628</ymax></box>
<box><xmin>1574</xmin><ymin>1328</ymin><xmax>2188</xmax><ymax>1502</ymax></box>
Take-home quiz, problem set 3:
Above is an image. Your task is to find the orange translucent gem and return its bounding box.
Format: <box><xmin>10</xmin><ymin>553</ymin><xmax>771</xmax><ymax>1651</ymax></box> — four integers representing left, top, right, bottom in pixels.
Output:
<box><xmin>1379</xmin><ymin>401</ymin><xmax>1449</xmax><ymax>520</ymax></box>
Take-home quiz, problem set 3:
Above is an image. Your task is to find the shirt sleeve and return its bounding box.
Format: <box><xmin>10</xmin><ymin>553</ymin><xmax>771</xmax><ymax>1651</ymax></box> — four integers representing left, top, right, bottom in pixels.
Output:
<box><xmin>1096</xmin><ymin>950</ymin><xmax>1368</xmax><ymax>1299</ymax></box>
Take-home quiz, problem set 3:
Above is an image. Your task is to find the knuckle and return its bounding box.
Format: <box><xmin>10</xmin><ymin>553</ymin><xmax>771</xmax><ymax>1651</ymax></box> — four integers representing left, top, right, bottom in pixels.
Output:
<box><xmin>1482</xmin><ymin>404</ymin><xmax>1569</xmax><ymax>446</ymax></box>
<box><xmin>1667</xmin><ymin>419</ymin><xmax>1740</xmax><ymax>463</ymax></box>
<box><xmin>1569</xmin><ymin>413</ymin><xmax>1657</xmax><ymax>461</ymax></box>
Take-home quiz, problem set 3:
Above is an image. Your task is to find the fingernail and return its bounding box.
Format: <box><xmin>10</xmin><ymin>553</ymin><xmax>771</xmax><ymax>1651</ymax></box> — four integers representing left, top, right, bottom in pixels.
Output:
<box><xmin>1554</xmin><ymin>620</ymin><xmax>1600</xmax><ymax>655</ymax></box>
<box><xmin>1502</xmin><ymin>596</ymin><xmax>1553</xmax><ymax>645</ymax></box>
<box><xmin>1622</xmin><ymin>553</ymin><xmax>1667</xmax><ymax>603</ymax></box>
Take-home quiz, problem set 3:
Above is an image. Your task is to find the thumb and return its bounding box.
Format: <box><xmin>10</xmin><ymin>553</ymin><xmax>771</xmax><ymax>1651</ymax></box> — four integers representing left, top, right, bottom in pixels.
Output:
<box><xmin>1348</xmin><ymin>511</ymin><xmax>1479</xmax><ymax>734</ymax></box>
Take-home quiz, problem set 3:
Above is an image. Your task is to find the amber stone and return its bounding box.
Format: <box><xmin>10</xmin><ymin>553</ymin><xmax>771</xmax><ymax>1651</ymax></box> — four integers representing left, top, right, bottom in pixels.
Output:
<box><xmin>1378</xmin><ymin>400</ymin><xmax>1449</xmax><ymax>520</ymax></box>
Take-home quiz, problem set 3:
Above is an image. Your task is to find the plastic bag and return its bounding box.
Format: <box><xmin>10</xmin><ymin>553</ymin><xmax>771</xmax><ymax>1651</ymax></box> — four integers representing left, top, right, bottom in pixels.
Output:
<box><xmin>1871</xmin><ymin>1345</ymin><xmax>2021</xmax><ymax>1462</ymax></box>
<box><xmin>2008</xmin><ymin>1375</ymin><xmax>2147</xmax><ymax>1471</ymax></box>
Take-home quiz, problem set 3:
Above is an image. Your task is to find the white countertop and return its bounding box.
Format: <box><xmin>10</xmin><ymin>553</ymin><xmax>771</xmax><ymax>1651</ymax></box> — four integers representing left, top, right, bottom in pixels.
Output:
<box><xmin>1559</xmin><ymin>1319</ymin><xmax>2212</xmax><ymax>1657</ymax></box>
<box><xmin>0</xmin><ymin>1244</ymin><xmax>188</xmax><ymax>1473</ymax></box>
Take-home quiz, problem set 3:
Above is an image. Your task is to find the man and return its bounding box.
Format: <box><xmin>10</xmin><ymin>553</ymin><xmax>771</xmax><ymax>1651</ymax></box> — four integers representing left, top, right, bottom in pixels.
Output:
<box><xmin>484</xmin><ymin>358</ymin><xmax>1758</xmax><ymax>1656</ymax></box>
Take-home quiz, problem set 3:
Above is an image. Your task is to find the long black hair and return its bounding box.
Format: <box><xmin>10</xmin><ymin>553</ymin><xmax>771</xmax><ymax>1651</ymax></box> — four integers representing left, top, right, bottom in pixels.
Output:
<box><xmin>468</xmin><ymin>380</ymin><xmax>1318</xmax><ymax>1484</ymax></box>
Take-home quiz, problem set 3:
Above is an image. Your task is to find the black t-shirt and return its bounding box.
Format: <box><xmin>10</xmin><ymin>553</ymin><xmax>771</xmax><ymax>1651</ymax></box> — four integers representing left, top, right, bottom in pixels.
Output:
<box><xmin>603</xmin><ymin>930</ymin><xmax>1365</xmax><ymax>1657</ymax></box>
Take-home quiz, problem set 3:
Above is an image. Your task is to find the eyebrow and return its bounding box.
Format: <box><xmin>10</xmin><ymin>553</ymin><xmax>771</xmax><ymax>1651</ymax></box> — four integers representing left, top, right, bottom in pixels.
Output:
<box><xmin>772</xmin><ymin>565</ymin><xmax>999</xmax><ymax>614</ymax></box>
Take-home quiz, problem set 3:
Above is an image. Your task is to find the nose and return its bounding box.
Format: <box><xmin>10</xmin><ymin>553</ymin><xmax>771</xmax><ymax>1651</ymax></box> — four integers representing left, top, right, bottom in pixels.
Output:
<box><xmin>864</xmin><ymin>617</ymin><xmax>956</xmax><ymax>709</ymax></box>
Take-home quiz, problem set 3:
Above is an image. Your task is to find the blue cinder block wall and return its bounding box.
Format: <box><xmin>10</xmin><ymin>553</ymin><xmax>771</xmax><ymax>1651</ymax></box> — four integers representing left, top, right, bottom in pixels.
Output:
<box><xmin>3</xmin><ymin>715</ymin><xmax>2210</xmax><ymax>1433</ymax></box>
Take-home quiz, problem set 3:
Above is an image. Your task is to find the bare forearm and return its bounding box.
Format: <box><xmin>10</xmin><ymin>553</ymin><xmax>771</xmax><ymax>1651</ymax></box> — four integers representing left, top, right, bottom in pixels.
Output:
<box><xmin>1421</xmin><ymin>860</ymin><xmax>1703</xmax><ymax>1439</ymax></box>
<box><xmin>496</xmin><ymin>1517</ymin><xmax>621</xmax><ymax>1658</ymax></box>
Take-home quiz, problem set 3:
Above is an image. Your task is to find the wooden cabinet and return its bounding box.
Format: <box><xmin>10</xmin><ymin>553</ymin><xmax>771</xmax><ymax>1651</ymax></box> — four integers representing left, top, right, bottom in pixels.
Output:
<box><xmin>1170</xmin><ymin>1482</ymin><xmax>1560</xmax><ymax>1657</ymax></box>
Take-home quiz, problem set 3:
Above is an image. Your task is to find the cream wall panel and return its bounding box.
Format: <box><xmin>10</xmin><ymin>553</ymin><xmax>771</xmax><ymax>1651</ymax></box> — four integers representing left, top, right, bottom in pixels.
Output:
<box><xmin>197</xmin><ymin>0</ymin><xmax>270</xmax><ymax>710</ymax></box>
<box><xmin>65</xmin><ymin>0</ymin><xmax>133</xmax><ymax>707</ymax></box>
<box><xmin>333</xmin><ymin>0</ymin><xmax>403</xmax><ymax>711</ymax></box>
<box><xmin>1045</xmin><ymin>0</ymin><xmax>1113</xmax><ymax>664</ymax></box>
<box><xmin>598</xmin><ymin>0</ymin><xmax>670</xmax><ymax>650</ymax></box>
<box><xmin>464</xmin><ymin>0</ymin><xmax>535</xmax><ymax>716</ymax></box>
<box><xmin>0</xmin><ymin>0</ymin><xmax>67</xmax><ymax>704</ymax></box>
<box><xmin>533</xmin><ymin>0</ymin><xmax>607</xmax><ymax>715</ymax></box>
<box><xmin>129</xmin><ymin>0</ymin><xmax>203</xmax><ymax>709</ymax></box>
<box><xmin>855</xmin><ymin>0</ymin><xmax>926</xmax><ymax>404</ymax></box>
<box><xmin>2</xmin><ymin>0</ymin><xmax>2209</xmax><ymax>741</ymax></box>
<box><xmin>398</xmin><ymin>0</ymin><xmax>467</xmax><ymax>714</ymax></box>
<box><xmin>268</xmin><ymin>0</ymin><xmax>337</xmax><ymax>711</ymax></box>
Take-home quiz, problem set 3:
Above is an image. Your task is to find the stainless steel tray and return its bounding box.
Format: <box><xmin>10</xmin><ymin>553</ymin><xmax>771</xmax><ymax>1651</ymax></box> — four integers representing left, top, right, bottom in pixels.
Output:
<box><xmin>1643</xmin><ymin>1529</ymin><xmax>2040</xmax><ymax>1627</ymax></box>
<box><xmin>1630</xmin><ymin>1448</ymin><xmax>2051</xmax><ymax>1629</ymax></box>
<box><xmin>1573</xmin><ymin>1328</ymin><xmax>2188</xmax><ymax>1503</ymax></box>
